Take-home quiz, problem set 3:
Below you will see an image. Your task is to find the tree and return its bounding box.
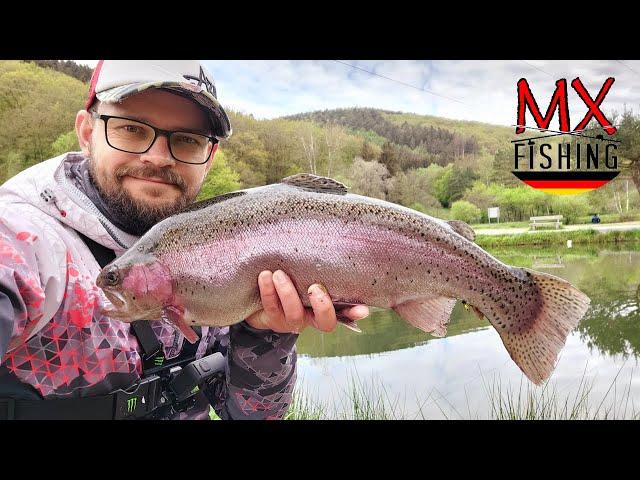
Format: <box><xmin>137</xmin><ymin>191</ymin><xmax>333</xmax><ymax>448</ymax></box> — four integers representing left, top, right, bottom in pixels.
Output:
<box><xmin>196</xmin><ymin>150</ymin><xmax>241</xmax><ymax>200</ymax></box>
<box><xmin>614</xmin><ymin>111</ymin><xmax>640</xmax><ymax>194</ymax></box>
<box><xmin>0</xmin><ymin>61</ymin><xmax>88</xmax><ymax>183</ymax></box>
<box><xmin>361</xmin><ymin>141</ymin><xmax>379</xmax><ymax>161</ymax></box>
<box><xmin>347</xmin><ymin>157</ymin><xmax>390</xmax><ymax>200</ymax></box>
<box><xmin>433</xmin><ymin>164</ymin><xmax>477</xmax><ymax>207</ymax></box>
<box><xmin>324</xmin><ymin>122</ymin><xmax>345</xmax><ymax>177</ymax></box>
<box><xmin>379</xmin><ymin>141</ymin><xmax>400</xmax><ymax>175</ymax></box>
<box><xmin>51</xmin><ymin>130</ymin><xmax>79</xmax><ymax>156</ymax></box>
<box><xmin>219</xmin><ymin>128</ymin><xmax>269</xmax><ymax>187</ymax></box>
<box><xmin>300</xmin><ymin>125</ymin><xmax>319</xmax><ymax>174</ymax></box>
<box><xmin>387</xmin><ymin>168</ymin><xmax>439</xmax><ymax>208</ymax></box>
<box><xmin>451</xmin><ymin>200</ymin><xmax>481</xmax><ymax>223</ymax></box>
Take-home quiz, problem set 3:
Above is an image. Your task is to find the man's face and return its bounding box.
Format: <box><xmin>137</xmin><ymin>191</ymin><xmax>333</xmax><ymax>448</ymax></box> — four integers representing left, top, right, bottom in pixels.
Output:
<box><xmin>77</xmin><ymin>89</ymin><xmax>216</xmax><ymax>234</ymax></box>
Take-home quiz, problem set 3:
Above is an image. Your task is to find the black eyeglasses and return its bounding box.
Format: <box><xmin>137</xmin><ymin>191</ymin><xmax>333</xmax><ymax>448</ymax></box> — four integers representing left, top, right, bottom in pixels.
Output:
<box><xmin>92</xmin><ymin>113</ymin><xmax>218</xmax><ymax>165</ymax></box>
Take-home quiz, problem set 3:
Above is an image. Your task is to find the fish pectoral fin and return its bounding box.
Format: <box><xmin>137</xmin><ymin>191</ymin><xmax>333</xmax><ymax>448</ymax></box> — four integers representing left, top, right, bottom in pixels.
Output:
<box><xmin>162</xmin><ymin>306</ymin><xmax>201</xmax><ymax>345</ymax></box>
<box><xmin>447</xmin><ymin>220</ymin><xmax>476</xmax><ymax>242</ymax></box>
<box><xmin>393</xmin><ymin>297</ymin><xmax>457</xmax><ymax>337</ymax></box>
<box><xmin>301</xmin><ymin>300</ymin><xmax>365</xmax><ymax>333</ymax></box>
<box><xmin>332</xmin><ymin>301</ymin><xmax>360</xmax><ymax>309</ymax></box>
<box><xmin>337</xmin><ymin>318</ymin><xmax>362</xmax><ymax>333</ymax></box>
<box><xmin>281</xmin><ymin>173</ymin><xmax>348</xmax><ymax>195</ymax></box>
<box><xmin>334</xmin><ymin>303</ymin><xmax>364</xmax><ymax>333</ymax></box>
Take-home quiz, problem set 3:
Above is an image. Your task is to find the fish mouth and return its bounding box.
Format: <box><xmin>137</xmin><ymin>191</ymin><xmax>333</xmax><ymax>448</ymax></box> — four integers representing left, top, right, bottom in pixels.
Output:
<box><xmin>102</xmin><ymin>288</ymin><xmax>126</xmax><ymax>308</ymax></box>
<box><xmin>100</xmin><ymin>288</ymin><xmax>164</xmax><ymax>321</ymax></box>
<box><xmin>100</xmin><ymin>288</ymin><xmax>130</xmax><ymax>317</ymax></box>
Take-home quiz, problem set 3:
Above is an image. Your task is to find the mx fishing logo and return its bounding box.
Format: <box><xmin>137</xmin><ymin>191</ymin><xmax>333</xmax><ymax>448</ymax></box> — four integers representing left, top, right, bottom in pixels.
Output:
<box><xmin>511</xmin><ymin>76</ymin><xmax>621</xmax><ymax>195</ymax></box>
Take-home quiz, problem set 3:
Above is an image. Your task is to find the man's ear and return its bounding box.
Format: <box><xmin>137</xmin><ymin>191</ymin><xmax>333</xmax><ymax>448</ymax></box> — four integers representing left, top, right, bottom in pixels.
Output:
<box><xmin>75</xmin><ymin>110</ymin><xmax>94</xmax><ymax>156</ymax></box>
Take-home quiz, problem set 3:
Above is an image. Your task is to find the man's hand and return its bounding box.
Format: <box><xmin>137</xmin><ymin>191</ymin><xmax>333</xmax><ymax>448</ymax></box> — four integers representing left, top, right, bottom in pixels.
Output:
<box><xmin>245</xmin><ymin>270</ymin><xmax>369</xmax><ymax>334</ymax></box>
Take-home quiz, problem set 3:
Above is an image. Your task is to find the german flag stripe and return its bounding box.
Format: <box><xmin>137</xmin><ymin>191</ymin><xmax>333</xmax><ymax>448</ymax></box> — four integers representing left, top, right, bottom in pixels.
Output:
<box><xmin>512</xmin><ymin>171</ymin><xmax>619</xmax><ymax>181</ymax></box>
<box><xmin>537</xmin><ymin>188</ymin><xmax>594</xmax><ymax>195</ymax></box>
<box><xmin>523</xmin><ymin>180</ymin><xmax>609</xmax><ymax>189</ymax></box>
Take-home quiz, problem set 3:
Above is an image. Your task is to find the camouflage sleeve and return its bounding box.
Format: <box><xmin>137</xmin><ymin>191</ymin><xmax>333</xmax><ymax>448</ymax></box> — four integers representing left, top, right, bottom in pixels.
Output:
<box><xmin>0</xmin><ymin>283</ymin><xmax>20</xmax><ymax>359</ymax></box>
<box><xmin>202</xmin><ymin>321</ymin><xmax>298</xmax><ymax>420</ymax></box>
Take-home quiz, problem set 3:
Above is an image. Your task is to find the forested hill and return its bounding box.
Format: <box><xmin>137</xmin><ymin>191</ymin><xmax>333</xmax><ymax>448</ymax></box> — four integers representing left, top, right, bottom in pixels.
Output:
<box><xmin>1</xmin><ymin>60</ymin><xmax>638</xmax><ymax>226</ymax></box>
<box><xmin>287</xmin><ymin>107</ymin><xmax>513</xmax><ymax>158</ymax></box>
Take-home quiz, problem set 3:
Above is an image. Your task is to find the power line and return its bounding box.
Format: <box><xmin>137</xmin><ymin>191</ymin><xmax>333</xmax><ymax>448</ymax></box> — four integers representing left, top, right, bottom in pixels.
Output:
<box><xmin>519</xmin><ymin>60</ymin><xmax>555</xmax><ymax>78</ymax></box>
<box><xmin>333</xmin><ymin>60</ymin><xmax>468</xmax><ymax>105</ymax></box>
<box><xmin>616</xmin><ymin>60</ymin><xmax>640</xmax><ymax>77</ymax></box>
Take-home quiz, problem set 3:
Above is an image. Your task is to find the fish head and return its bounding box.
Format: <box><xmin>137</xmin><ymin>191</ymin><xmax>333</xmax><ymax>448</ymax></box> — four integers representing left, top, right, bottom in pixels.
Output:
<box><xmin>96</xmin><ymin>254</ymin><xmax>174</xmax><ymax>321</ymax></box>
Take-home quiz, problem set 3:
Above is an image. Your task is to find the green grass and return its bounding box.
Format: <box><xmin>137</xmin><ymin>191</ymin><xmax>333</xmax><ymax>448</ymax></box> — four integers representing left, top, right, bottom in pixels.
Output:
<box><xmin>471</xmin><ymin>221</ymin><xmax>529</xmax><ymax>230</ymax></box>
<box><xmin>483</xmin><ymin>366</ymin><xmax>640</xmax><ymax>420</ymax></box>
<box><xmin>286</xmin><ymin>373</ymin><xmax>407</xmax><ymax>420</ymax></box>
<box><xmin>471</xmin><ymin>214</ymin><xmax>640</xmax><ymax>230</ymax></box>
<box><xmin>475</xmin><ymin>229</ymin><xmax>640</xmax><ymax>248</ymax></box>
<box><xmin>282</xmin><ymin>366</ymin><xmax>640</xmax><ymax>420</ymax></box>
<box><xmin>575</xmin><ymin>212</ymin><xmax>640</xmax><ymax>224</ymax></box>
<box><xmin>205</xmin><ymin>366</ymin><xmax>640</xmax><ymax>420</ymax></box>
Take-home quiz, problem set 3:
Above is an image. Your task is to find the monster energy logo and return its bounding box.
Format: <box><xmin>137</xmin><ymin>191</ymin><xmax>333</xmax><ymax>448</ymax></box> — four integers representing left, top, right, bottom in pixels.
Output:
<box><xmin>154</xmin><ymin>356</ymin><xmax>165</xmax><ymax>366</ymax></box>
<box><xmin>127</xmin><ymin>397</ymin><xmax>138</xmax><ymax>412</ymax></box>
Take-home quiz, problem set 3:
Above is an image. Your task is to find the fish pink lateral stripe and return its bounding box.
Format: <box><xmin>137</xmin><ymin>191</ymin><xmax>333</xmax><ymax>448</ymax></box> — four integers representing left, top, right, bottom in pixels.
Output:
<box><xmin>99</xmin><ymin>173</ymin><xmax>591</xmax><ymax>385</ymax></box>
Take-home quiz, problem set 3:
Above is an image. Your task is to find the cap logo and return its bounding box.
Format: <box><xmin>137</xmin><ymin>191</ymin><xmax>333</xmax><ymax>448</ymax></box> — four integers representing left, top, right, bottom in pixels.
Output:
<box><xmin>183</xmin><ymin>66</ymin><xmax>217</xmax><ymax>98</ymax></box>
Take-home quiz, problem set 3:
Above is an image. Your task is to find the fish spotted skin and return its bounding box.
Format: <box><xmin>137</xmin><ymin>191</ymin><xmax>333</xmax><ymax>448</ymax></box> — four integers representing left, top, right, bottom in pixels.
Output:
<box><xmin>98</xmin><ymin>174</ymin><xmax>590</xmax><ymax>385</ymax></box>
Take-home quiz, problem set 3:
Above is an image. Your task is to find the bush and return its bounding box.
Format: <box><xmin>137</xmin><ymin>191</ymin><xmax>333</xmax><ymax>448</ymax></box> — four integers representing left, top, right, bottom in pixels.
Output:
<box><xmin>550</xmin><ymin>195</ymin><xmax>590</xmax><ymax>225</ymax></box>
<box><xmin>51</xmin><ymin>130</ymin><xmax>79</xmax><ymax>156</ymax></box>
<box><xmin>196</xmin><ymin>150</ymin><xmax>241</xmax><ymax>200</ymax></box>
<box><xmin>450</xmin><ymin>200</ymin><xmax>481</xmax><ymax>224</ymax></box>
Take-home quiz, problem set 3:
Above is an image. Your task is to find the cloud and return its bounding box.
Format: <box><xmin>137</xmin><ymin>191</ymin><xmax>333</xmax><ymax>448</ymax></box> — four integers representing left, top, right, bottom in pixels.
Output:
<box><xmin>75</xmin><ymin>60</ymin><xmax>640</xmax><ymax>128</ymax></box>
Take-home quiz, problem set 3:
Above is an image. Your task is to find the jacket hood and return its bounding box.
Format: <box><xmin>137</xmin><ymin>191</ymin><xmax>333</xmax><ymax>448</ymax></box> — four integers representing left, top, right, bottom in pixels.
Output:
<box><xmin>0</xmin><ymin>152</ymin><xmax>139</xmax><ymax>254</ymax></box>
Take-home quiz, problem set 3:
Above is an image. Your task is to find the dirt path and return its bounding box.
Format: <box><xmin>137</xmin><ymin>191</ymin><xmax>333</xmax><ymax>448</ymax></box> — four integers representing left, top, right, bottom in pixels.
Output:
<box><xmin>475</xmin><ymin>221</ymin><xmax>640</xmax><ymax>236</ymax></box>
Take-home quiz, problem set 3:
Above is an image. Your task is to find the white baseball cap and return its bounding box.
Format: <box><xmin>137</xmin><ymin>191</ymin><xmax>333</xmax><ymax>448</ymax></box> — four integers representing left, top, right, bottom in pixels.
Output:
<box><xmin>85</xmin><ymin>60</ymin><xmax>232</xmax><ymax>139</ymax></box>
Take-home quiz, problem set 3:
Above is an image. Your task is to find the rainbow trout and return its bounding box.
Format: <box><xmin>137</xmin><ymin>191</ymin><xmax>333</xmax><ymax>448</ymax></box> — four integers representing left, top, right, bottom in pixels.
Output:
<box><xmin>97</xmin><ymin>174</ymin><xmax>590</xmax><ymax>385</ymax></box>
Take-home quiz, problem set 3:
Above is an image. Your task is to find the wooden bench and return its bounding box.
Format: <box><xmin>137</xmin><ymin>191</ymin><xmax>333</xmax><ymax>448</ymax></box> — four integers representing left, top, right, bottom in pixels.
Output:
<box><xmin>529</xmin><ymin>215</ymin><xmax>563</xmax><ymax>230</ymax></box>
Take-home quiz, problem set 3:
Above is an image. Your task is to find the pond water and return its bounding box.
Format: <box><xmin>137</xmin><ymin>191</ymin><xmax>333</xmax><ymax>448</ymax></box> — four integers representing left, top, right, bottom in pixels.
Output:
<box><xmin>295</xmin><ymin>244</ymin><xmax>640</xmax><ymax>419</ymax></box>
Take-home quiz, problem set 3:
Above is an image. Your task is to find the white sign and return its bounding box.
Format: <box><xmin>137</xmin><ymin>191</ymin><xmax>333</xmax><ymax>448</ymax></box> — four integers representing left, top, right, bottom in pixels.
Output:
<box><xmin>488</xmin><ymin>207</ymin><xmax>500</xmax><ymax>223</ymax></box>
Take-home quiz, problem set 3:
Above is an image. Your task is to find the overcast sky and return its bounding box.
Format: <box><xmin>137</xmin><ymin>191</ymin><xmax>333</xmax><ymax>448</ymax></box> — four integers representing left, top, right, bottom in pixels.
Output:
<box><xmin>75</xmin><ymin>60</ymin><xmax>640</xmax><ymax>129</ymax></box>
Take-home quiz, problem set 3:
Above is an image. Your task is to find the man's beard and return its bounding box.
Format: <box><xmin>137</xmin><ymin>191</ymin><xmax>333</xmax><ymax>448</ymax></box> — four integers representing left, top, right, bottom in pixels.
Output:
<box><xmin>87</xmin><ymin>158</ymin><xmax>198</xmax><ymax>236</ymax></box>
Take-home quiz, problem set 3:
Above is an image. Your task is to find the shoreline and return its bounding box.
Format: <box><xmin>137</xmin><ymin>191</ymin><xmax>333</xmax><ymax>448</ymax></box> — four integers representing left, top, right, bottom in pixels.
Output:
<box><xmin>475</xmin><ymin>229</ymin><xmax>640</xmax><ymax>248</ymax></box>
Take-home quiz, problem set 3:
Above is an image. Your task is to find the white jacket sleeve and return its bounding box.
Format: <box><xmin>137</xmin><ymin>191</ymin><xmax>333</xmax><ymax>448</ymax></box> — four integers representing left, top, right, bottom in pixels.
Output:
<box><xmin>0</xmin><ymin>204</ymin><xmax>68</xmax><ymax>358</ymax></box>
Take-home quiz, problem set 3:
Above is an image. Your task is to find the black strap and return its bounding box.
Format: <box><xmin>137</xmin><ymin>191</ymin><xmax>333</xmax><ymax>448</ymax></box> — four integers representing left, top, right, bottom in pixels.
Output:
<box><xmin>0</xmin><ymin>396</ymin><xmax>115</xmax><ymax>420</ymax></box>
<box><xmin>0</xmin><ymin>373</ymin><xmax>165</xmax><ymax>420</ymax></box>
<box><xmin>77</xmin><ymin>232</ymin><xmax>165</xmax><ymax>369</ymax></box>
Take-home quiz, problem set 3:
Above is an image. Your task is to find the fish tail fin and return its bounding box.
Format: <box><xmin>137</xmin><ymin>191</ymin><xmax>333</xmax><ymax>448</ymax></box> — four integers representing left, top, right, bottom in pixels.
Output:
<box><xmin>491</xmin><ymin>268</ymin><xmax>590</xmax><ymax>385</ymax></box>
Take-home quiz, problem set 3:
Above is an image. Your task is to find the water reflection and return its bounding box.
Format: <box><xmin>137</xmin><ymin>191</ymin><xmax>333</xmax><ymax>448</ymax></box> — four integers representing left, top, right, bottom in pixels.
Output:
<box><xmin>297</xmin><ymin>244</ymin><xmax>640</xmax><ymax>360</ymax></box>
<box><xmin>296</xmin><ymin>244</ymin><xmax>640</xmax><ymax>418</ymax></box>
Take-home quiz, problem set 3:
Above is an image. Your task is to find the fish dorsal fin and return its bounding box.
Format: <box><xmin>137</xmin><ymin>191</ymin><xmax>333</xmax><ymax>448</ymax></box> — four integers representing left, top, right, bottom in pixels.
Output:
<box><xmin>179</xmin><ymin>191</ymin><xmax>246</xmax><ymax>214</ymax></box>
<box><xmin>447</xmin><ymin>220</ymin><xmax>476</xmax><ymax>242</ymax></box>
<box><xmin>281</xmin><ymin>173</ymin><xmax>348</xmax><ymax>195</ymax></box>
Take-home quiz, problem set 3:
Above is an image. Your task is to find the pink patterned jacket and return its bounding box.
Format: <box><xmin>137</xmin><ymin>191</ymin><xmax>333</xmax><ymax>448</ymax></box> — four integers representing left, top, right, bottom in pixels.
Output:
<box><xmin>0</xmin><ymin>153</ymin><xmax>297</xmax><ymax>419</ymax></box>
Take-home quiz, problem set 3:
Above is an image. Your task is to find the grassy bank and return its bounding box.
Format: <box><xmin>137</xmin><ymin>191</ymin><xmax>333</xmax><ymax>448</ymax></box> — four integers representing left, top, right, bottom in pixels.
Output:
<box><xmin>206</xmin><ymin>366</ymin><xmax>640</xmax><ymax>420</ymax></box>
<box><xmin>281</xmin><ymin>367</ymin><xmax>640</xmax><ymax>420</ymax></box>
<box><xmin>471</xmin><ymin>212</ymin><xmax>640</xmax><ymax>230</ymax></box>
<box><xmin>475</xmin><ymin>229</ymin><xmax>640</xmax><ymax>248</ymax></box>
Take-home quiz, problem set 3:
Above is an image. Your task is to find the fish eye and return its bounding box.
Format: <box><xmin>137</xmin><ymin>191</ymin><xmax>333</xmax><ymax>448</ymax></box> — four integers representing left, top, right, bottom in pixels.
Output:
<box><xmin>105</xmin><ymin>270</ymin><xmax>120</xmax><ymax>286</ymax></box>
